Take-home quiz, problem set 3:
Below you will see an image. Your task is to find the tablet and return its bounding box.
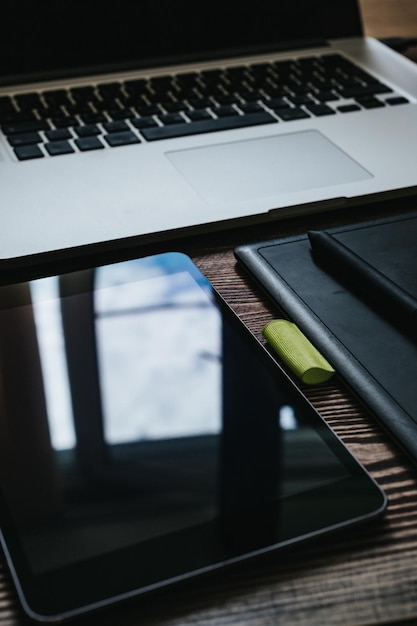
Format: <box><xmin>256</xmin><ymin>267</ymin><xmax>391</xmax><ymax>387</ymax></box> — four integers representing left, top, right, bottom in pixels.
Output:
<box><xmin>234</xmin><ymin>218</ymin><xmax>417</xmax><ymax>463</ymax></box>
<box><xmin>0</xmin><ymin>252</ymin><xmax>386</xmax><ymax>622</ymax></box>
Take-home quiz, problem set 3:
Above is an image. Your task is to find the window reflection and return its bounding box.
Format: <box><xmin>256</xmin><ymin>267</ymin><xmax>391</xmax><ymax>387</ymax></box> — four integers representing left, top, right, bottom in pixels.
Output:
<box><xmin>30</xmin><ymin>256</ymin><xmax>222</xmax><ymax>450</ymax></box>
<box><xmin>30</xmin><ymin>277</ymin><xmax>75</xmax><ymax>450</ymax></box>
<box><xmin>94</xmin><ymin>268</ymin><xmax>221</xmax><ymax>444</ymax></box>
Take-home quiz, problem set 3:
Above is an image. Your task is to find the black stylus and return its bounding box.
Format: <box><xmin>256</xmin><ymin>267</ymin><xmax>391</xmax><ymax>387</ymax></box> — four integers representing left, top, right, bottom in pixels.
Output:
<box><xmin>307</xmin><ymin>230</ymin><xmax>417</xmax><ymax>333</ymax></box>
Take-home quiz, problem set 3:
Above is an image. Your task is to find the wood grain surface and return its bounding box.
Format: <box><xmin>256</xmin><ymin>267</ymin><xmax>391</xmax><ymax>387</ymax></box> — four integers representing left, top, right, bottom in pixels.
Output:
<box><xmin>360</xmin><ymin>0</ymin><xmax>417</xmax><ymax>38</ymax></box>
<box><xmin>1</xmin><ymin>2</ymin><xmax>417</xmax><ymax>625</ymax></box>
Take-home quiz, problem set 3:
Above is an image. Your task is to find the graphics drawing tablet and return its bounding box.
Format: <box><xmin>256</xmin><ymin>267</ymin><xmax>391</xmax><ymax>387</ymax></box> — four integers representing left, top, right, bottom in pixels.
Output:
<box><xmin>234</xmin><ymin>214</ymin><xmax>417</xmax><ymax>463</ymax></box>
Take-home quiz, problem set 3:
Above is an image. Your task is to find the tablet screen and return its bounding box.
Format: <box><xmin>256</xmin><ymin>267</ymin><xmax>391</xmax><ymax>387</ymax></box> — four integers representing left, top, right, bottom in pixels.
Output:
<box><xmin>0</xmin><ymin>252</ymin><xmax>385</xmax><ymax>621</ymax></box>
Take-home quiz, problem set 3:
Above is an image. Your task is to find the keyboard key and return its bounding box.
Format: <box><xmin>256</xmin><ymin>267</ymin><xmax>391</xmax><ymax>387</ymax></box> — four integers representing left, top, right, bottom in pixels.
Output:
<box><xmin>52</xmin><ymin>115</ymin><xmax>78</xmax><ymax>128</ymax></box>
<box><xmin>238</xmin><ymin>102</ymin><xmax>264</xmax><ymax>114</ymax></box>
<box><xmin>74</xmin><ymin>124</ymin><xmax>101</xmax><ymax>137</ymax></box>
<box><xmin>96</xmin><ymin>82</ymin><xmax>122</xmax><ymax>98</ymax></box>
<box><xmin>264</xmin><ymin>97</ymin><xmax>290</xmax><ymax>110</ymax></box>
<box><xmin>45</xmin><ymin>140</ymin><xmax>75</xmax><ymax>156</ymax></box>
<box><xmin>356</xmin><ymin>97</ymin><xmax>385</xmax><ymax>109</ymax></box>
<box><xmin>337</xmin><ymin>83</ymin><xmax>392</xmax><ymax>99</ymax></box>
<box><xmin>15</xmin><ymin>92</ymin><xmax>42</xmax><ymax>110</ymax></box>
<box><xmin>123</xmin><ymin>78</ymin><xmax>148</xmax><ymax>95</ymax></box>
<box><xmin>141</xmin><ymin>111</ymin><xmax>276</xmax><ymax>141</ymax></box>
<box><xmin>314</xmin><ymin>90</ymin><xmax>340</xmax><ymax>102</ymax></box>
<box><xmin>214</xmin><ymin>94</ymin><xmax>239</xmax><ymax>105</ymax></box>
<box><xmin>174</xmin><ymin>72</ymin><xmax>199</xmax><ymax>87</ymax></box>
<box><xmin>306</xmin><ymin>103</ymin><xmax>336</xmax><ymax>116</ymax></box>
<box><xmin>200</xmin><ymin>68</ymin><xmax>223</xmax><ymax>82</ymax></box>
<box><xmin>134</xmin><ymin>104</ymin><xmax>161</xmax><ymax>117</ymax></box>
<box><xmin>131</xmin><ymin>117</ymin><xmax>158</xmax><ymax>129</ymax></box>
<box><xmin>70</xmin><ymin>85</ymin><xmax>95</xmax><ymax>102</ymax></box>
<box><xmin>43</xmin><ymin>89</ymin><xmax>71</xmax><ymax>107</ymax></box>
<box><xmin>276</xmin><ymin>107</ymin><xmax>310</xmax><ymax>121</ymax></box>
<box><xmin>80</xmin><ymin>112</ymin><xmax>107</xmax><ymax>124</ymax></box>
<box><xmin>7</xmin><ymin>132</ymin><xmax>42</xmax><ymax>146</ymax></box>
<box><xmin>158</xmin><ymin>113</ymin><xmax>185</xmax><ymax>125</ymax></box>
<box><xmin>103</xmin><ymin>120</ymin><xmax>129</xmax><ymax>133</ymax></box>
<box><xmin>14</xmin><ymin>144</ymin><xmax>44</xmax><ymax>160</ymax></box>
<box><xmin>45</xmin><ymin>128</ymin><xmax>72</xmax><ymax>141</ymax></box>
<box><xmin>187</xmin><ymin>97</ymin><xmax>212</xmax><ymax>109</ymax></box>
<box><xmin>107</xmin><ymin>107</ymin><xmax>134</xmax><ymax>120</ymax></box>
<box><xmin>386</xmin><ymin>96</ymin><xmax>409</xmax><ymax>106</ymax></box>
<box><xmin>75</xmin><ymin>136</ymin><xmax>104</xmax><ymax>151</ymax></box>
<box><xmin>162</xmin><ymin>101</ymin><xmax>188</xmax><ymax>113</ymax></box>
<box><xmin>36</xmin><ymin>105</ymin><xmax>56</xmax><ymax>119</ymax></box>
<box><xmin>337</xmin><ymin>104</ymin><xmax>361</xmax><ymax>113</ymax></box>
<box><xmin>104</xmin><ymin>131</ymin><xmax>141</xmax><ymax>147</ymax></box>
<box><xmin>186</xmin><ymin>109</ymin><xmax>213</xmax><ymax>121</ymax></box>
<box><xmin>285</xmin><ymin>82</ymin><xmax>309</xmax><ymax>96</ymax></box>
<box><xmin>149</xmin><ymin>75</ymin><xmax>174</xmax><ymax>91</ymax></box>
<box><xmin>2</xmin><ymin>119</ymin><xmax>50</xmax><ymax>135</ymax></box>
<box><xmin>0</xmin><ymin>96</ymin><xmax>16</xmax><ymax>117</ymax></box>
<box><xmin>287</xmin><ymin>94</ymin><xmax>314</xmax><ymax>105</ymax></box>
<box><xmin>212</xmin><ymin>105</ymin><xmax>239</xmax><ymax>118</ymax></box>
<box><xmin>263</xmin><ymin>86</ymin><xmax>287</xmax><ymax>99</ymax></box>
<box><xmin>238</xmin><ymin>86</ymin><xmax>264</xmax><ymax>102</ymax></box>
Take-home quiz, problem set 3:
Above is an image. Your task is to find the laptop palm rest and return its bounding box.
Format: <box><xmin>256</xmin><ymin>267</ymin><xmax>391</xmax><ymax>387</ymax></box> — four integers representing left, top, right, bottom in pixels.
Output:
<box><xmin>166</xmin><ymin>130</ymin><xmax>372</xmax><ymax>205</ymax></box>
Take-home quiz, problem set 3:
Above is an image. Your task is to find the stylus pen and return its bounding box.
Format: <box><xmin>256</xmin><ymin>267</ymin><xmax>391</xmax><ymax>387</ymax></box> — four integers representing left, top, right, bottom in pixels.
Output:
<box><xmin>307</xmin><ymin>230</ymin><xmax>417</xmax><ymax>334</ymax></box>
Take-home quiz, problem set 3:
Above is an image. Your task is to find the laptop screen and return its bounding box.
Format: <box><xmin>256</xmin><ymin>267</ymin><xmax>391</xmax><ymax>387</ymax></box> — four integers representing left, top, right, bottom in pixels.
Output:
<box><xmin>1</xmin><ymin>0</ymin><xmax>362</xmax><ymax>85</ymax></box>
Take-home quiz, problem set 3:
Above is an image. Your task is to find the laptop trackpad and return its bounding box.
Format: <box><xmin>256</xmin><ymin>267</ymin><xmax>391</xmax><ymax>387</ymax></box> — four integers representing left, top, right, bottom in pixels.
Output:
<box><xmin>166</xmin><ymin>130</ymin><xmax>372</xmax><ymax>205</ymax></box>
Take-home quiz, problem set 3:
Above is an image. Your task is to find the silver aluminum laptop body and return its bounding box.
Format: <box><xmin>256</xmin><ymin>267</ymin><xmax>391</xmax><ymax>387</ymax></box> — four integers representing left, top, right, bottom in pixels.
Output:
<box><xmin>1</xmin><ymin>2</ymin><xmax>416</xmax><ymax>265</ymax></box>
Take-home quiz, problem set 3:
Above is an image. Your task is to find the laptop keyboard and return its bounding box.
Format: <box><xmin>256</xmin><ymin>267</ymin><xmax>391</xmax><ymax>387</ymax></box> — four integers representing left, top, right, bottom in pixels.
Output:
<box><xmin>0</xmin><ymin>53</ymin><xmax>409</xmax><ymax>161</ymax></box>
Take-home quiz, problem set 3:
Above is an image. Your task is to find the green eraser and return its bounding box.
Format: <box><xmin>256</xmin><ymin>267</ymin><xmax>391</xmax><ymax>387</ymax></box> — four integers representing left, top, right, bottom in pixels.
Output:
<box><xmin>262</xmin><ymin>319</ymin><xmax>335</xmax><ymax>385</ymax></box>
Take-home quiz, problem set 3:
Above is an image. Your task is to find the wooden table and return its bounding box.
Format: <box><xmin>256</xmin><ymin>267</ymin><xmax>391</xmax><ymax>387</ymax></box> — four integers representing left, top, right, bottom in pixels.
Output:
<box><xmin>1</xmin><ymin>3</ymin><xmax>417</xmax><ymax>625</ymax></box>
<box><xmin>360</xmin><ymin>0</ymin><xmax>417</xmax><ymax>39</ymax></box>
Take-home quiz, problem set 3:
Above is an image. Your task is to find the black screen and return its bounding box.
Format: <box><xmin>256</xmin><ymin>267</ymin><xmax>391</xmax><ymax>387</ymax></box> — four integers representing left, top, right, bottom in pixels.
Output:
<box><xmin>0</xmin><ymin>252</ymin><xmax>384</xmax><ymax>621</ymax></box>
<box><xmin>1</xmin><ymin>1</ymin><xmax>363</xmax><ymax>83</ymax></box>
<box><xmin>0</xmin><ymin>252</ymin><xmax>347</xmax><ymax>574</ymax></box>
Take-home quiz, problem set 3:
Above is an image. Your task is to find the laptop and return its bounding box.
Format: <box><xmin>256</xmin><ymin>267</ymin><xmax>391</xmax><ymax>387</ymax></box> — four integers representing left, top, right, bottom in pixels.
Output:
<box><xmin>1</xmin><ymin>0</ymin><xmax>417</xmax><ymax>266</ymax></box>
